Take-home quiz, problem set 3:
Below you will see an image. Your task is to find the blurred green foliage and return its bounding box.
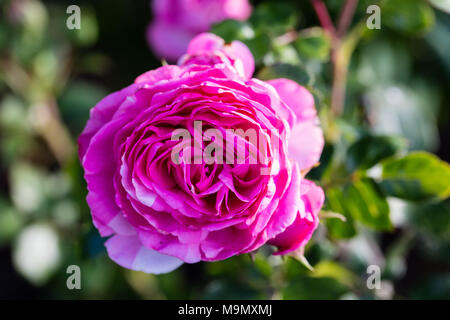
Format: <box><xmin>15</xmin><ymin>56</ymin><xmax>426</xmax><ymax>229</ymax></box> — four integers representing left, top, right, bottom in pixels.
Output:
<box><xmin>0</xmin><ymin>0</ymin><xmax>449</xmax><ymax>299</ymax></box>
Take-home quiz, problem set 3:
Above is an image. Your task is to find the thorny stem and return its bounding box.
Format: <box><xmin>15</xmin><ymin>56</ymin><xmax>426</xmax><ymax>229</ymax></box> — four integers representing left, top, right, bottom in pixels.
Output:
<box><xmin>311</xmin><ymin>0</ymin><xmax>360</xmax><ymax>116</ymax></box>
<box><xmin>311</xmin><ymin>0</ymin><xmax>336</xmax><ymax>36</ymax></box>
<box><xmin>330</xmin><ymin>45</ymin><xmax>347</xmax><ymax>116</ymax></box>
<box><xmin>337</xmin><ymin>0</ymin><xmax>359</xmax><ymax>37</ymax></box>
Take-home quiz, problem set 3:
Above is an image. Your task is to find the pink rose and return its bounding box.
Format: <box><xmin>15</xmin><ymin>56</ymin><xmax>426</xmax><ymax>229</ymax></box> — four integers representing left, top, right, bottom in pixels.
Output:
<box><xmin>147</xmin><ymin>0</ymin><xmax>252</xmax><ymax>61</ymax></box>
<box><xmin>79</xmin><ymin>33</ymin><xmax>324</xmax><ymax>274</ymax></box>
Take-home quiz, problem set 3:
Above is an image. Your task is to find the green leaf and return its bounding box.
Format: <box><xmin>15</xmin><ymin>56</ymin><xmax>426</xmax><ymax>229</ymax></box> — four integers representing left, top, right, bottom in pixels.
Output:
<box><xmin>271</xmin><ymin>44</ymin><xmax>301</xmax><ymax>65</ymax></box>
<box><xmin>380</xmin><ymin>152</ymin><xmax>450</xmax><ymax>201</ymax></box>
<box><xmin>324</xmin><ymin>187</ymin><xmax>357</xmax><ymax>239</ymax></box>
<box><xmin>211</xmin><ymin>19</ymin><xmax>255</xmax><ymax>43</ymax></box>
<box><xmin>312</xmin><ymin>261</ymin><xmax>359</xmax><ymax>288</ymax></box>
<box><xmin>429</xmin><ymin>0</ymin><xmax>450</xmax><ymax>14</ymax></box>
<box><xmin>250</xmin><ymin>2</ymin><xmax>298</xmax><ymax>35</ymax></box>
<box><xmin>283</xmin><ymin>267</ymin><xmax>349</xmax><ymax>300</ymax></box>
<box><xmin>346</xmin><ymin>135</ymin><xmax>407</xmax><ymax>172</ymax></box>
<box><xmin>293</xmin><ymin>27</ymin><xmax>331</xmax><ymax>61</ymax></box>
<box><xmin>211</xmin><ymin>20</ymin><xmax>270</xmax><ymax>63</ymax></box>
<box><xmin>409</xmin><ymin>199</ymin><xmax>450</xmax><ymax>239</ymax></box>
<box><xmin>283</xmin><ymin>259</ymin><xmax>351</xmax><ymax>300</ymax></box>
<box><xmin>241</xmin><ymin>33</ymin><xmax>271</xmax><ymax>63</ymax></box>
<box><xmin>307</xmin><ymin>143</ymin><xmax>334</xmax><ymax>180</ymax></box>
<box><xmin>382</xmin><ymin>0</ymin><xmax>435</xmax><ymax>34</ymax></box>
<box><xmin>257</xmin><ymin>63</ymin><xmax>313</xmax><ymax>86</ymax></box>
<box><xmin>345</xmin><ymin>178</ymin><xmax>392</xmax><ymax>231</ymax></box>
<box><xmin>324</xmin><ymin>178</ymin><xmax>392</xmax><ymax>233</ymax></box>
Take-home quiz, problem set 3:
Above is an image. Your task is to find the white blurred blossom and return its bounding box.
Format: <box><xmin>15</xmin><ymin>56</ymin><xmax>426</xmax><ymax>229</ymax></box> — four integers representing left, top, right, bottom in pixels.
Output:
<box><xmin>13</xmin><ymin>224</ymin><xmax>60</xmax><ymax>284</ymax></box>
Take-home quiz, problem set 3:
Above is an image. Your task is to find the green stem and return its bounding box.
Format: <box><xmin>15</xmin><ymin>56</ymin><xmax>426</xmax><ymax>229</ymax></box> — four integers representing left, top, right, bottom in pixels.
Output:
<box><xmin>311</xmin><ymin>0</ymin><xmax>361</xmax><ymax>116</ymax></box>
<box><xmin>330</xmin><ymin>23</ymin><xmax>365</xmax><ymax>116</ymax></box>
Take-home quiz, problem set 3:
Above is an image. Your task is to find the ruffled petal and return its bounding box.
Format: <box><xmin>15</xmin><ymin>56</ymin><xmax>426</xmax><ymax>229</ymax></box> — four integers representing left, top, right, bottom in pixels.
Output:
<box><xmin>226</xmin><ymin>40</ymin><xmax>254</xmax><ymax>79</ymax></box>
<box><xmin>288</xmin><ymin>121</ymin><xmax>324</xmax><ymax>170</ymax></box>
<box><xmin>78</xmin><ymin>84</ymin><xmax>138</xmax><ymax>160</ymax></box>
<box><xmin>105</xmin><ymin>234</ymin><xmax>183</xmax><ymax>274</ymax></box>
<box><xmin>187</xmin><ymin>33</ymin><xmax>225</xmax><ymax>54</ymax></box>
<box><xmin>83</xmin><ymin>121</ymin><xmax>129</xmax><ymax>236</ymax></box>
<box><xmin>184</xmin><ymin>33</ymin><xmax>254</xmax><ymax>79</ymax></box>
<box><xmin>138</xmin><ymin>229</ymin><xmax>203</xmax><ymax>264</ymax></box>
<box><xmin>269</xmin><ymin>179</ymin><xmax>323</xmax><ymax>255</ymax></box>
<box><xmin>267</xmin><ymin>79</ymin><xmax>324</xmax><ymax>170</ymax></box>
<box><xmin>135</xmin><ymin>65</ymin><xmax>183</xmax><ymax>84</ymax></box>
<box><xmin>267</xmin><ymin>78</ymin><xmax>316</xmax><ymax>123</ymax></box>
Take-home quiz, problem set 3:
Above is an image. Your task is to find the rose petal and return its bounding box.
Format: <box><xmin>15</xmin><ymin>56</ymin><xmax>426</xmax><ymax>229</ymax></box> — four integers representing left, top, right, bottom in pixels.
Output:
<box><xmin>226</xmin><ymin>40</ymin><xmax>255</xmax><ymax>79</ymax></box>
<box><xmin>187</xmin><ymin>33</ymin><xmax>225</xmax><ymax>55</ymax></box>
<box><xmin>105</xmin><ymin>234</ymin><xmax>183</xmax><ymax>274</ymax></box>
<box><xmin>138</xmin><ymin>229</ymin><xmax>202</xmax><ymax>263</ymax></box>
<box><xmin>288</xmin><ymin>121</ymin><xmax>324</xmax><ymax>170</ymax></box>
<box><xmin>135</xmin><ymin>65</ymin><xmax>183</xmax><ymax>85</ymax></box>
<box><xmin>268</xmin><ymin>78</ymin><xmax>316</xmax><ymax>123</ymax></box>
<box><xmin>78</xmin><ymin>84</ymin><xmax>138</xmax><ymax>160</ymax></box>
<box><xmin>269</xmin><ymin>179</ymin><xmax>323</xmax><ymax>255</ymax></box>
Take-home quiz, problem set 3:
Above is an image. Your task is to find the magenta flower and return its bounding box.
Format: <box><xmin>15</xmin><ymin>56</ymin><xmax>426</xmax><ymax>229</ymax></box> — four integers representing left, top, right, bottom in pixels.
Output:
<box><xmin>147</xmin><ymin>0</ymin><xmax>252</xmax><ymax>61</ymax></box>
<box><xmin>79</xmin><ymin>33</ymin><xmax>324</xmax><ymax>274</ymax></box>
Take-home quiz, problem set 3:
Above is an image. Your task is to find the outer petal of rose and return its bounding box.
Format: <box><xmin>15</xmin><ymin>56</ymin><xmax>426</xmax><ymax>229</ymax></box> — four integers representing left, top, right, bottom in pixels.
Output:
<box><xmin>269</xmin><ymin>179</ymin><xmax>324</xmax><ymax>255</ymax></box>
<box><xmin>268</xmin><ymin>74</ymin><xmax>323</xmax><ymax>171</ymax></box>
<box><xmin>226</xmin><ymin>40</ymin><xmax>254</xmax><ymax>79</ymax></box>
<box><xmin>187</xmin><ymin>33</ymin><xmax>225</xmax><ymax>55</ymax></box>
<box><xmin>147</xmin><ymin>21</ymin><xmax>195</xmax><ymax>61</ymax></box>
<box><xmin>105</xmin><ymin>234</ymin><xmax>183</xmax><ymax>274</ymax></box>
<box><xmin>288</xmin><ymin>121</ymin><xmax>324</xmax><ymax>170</ymax></box>
<box><xmin>135</xmin><ymin>65</ymin><xmax>183</xmax><ymax>84</ymax></box>
<box><xmin>78</xmin><ymin>83</ymin><xmax>138</xmax><ymax>160</ymax></box>
<box><xmin>138</xmin><ymin>229</ymin><xmax>202</xmax><ymax>263</ymax></box>
<box><xmin>80</xmin><ymin>65</ymin><xmax>189</xmax><ymax>237</ymax></box>
<box><xmin>267</xmin><ymin>78</ymin><xmax>316</xmax><ymax>122</ymax></box>
<box><xmin>187</xmin><ymin>33</ymin><xmax>254</xmax><ymax>79</ymax></box>
<box><xmin>257</xmin><ymin>161</ymin><xmax>301</xmax><ymax>240</ymax></box>
<box><xmin>237</xmin><ymin>161</ymin><xmax>300</xmax><ymax>255</ymax></box>
<box><xmin>83</xmin><ymin>120</ymin><xmax>129</xmax><ymax>237</ymax></box>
